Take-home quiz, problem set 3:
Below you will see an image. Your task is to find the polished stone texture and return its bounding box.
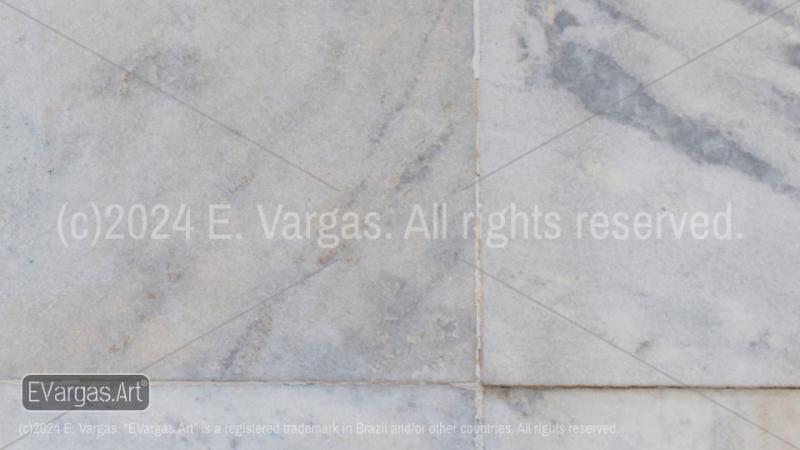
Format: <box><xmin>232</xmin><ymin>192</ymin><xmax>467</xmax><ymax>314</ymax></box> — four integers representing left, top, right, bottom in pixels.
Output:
<box><xmin>0</xmin><ymin>0</ymin><xmax>476</xmax><ymax>382</ymax></box>
<box><xmin>483</xmin><ymin>387</ymin><xmax>800</xmax><ymax>450</ymax></box>
<box><xmin>0</xmin><ymin>382</ymin><xmax>476</xmax><ymax>449</ymax></box>
<box><xmin>3</xmin><ymin>0</ymin><xmax>800</xmax><ymax>448</ymax></box>
<box><xmin>480</xmin><ymin>0</ymin><xmax>800</xmax><ymax>386</ymax></box>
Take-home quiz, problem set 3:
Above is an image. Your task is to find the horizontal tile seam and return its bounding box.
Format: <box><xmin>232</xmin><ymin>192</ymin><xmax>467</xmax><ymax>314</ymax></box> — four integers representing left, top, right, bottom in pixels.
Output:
<box><xmin>0</xmin><ymin>379</ymin><xmax>476</xmax><ymax>387</ymax></box>
<box><xmin>481</xmin><ymin>384</ymin><xmax>800</xmax><ymax>390</ymax></box>
<box><xmin>2</xmin><ymin>380</ymin><xmax>800</xmax><ymax>390</ymax></box>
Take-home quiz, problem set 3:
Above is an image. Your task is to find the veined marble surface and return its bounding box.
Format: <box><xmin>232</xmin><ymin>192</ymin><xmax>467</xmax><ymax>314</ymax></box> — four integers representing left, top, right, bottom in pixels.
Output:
<box><xmin>483</xmin><ymin>388</ymin><xmax>800</xmax><ymax>449</ymax></box>
<box><xmin>2</xmin><ymin>0</ymin><xmax>800</xmax><ymax>448</ymax></box>
<box><xmin>0</xmin><ymin>0</ymin><xmax>476</xmax><ymax>382</ymax></box>
<box><xmin>0</xmin><ymin>382</ymin><xmax>476</xmax><ymax>449</ymax></box>
<box><xmin>480</xmin><ymin>0</ymin><xmax>800</xmax><ymax>385</ymax></box>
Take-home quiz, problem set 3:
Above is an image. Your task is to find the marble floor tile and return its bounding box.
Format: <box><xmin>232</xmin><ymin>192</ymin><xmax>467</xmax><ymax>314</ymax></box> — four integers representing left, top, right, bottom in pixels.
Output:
<box><xmin>5</xmin><ymin>0</ymin><xmax>800</xmax><ymax>448</ymax></box>
<box><xmin>0</xmin><ymin>0</ymin><xmax>476</xmax><ymax>381</ymax></box>
<box><xmin>0</xmin><ymin>382</ymin><xmax>477</xmax><ymax>449</ymax></box>
<box><xmin>480</xmin><ymin>0</ymin><xmax>800</xmax><ymax>385</ymax></box>
<box><xmin>483</xmin><ymin>387</ymin><xmax>800</xmax><ymax>450</ymax></box>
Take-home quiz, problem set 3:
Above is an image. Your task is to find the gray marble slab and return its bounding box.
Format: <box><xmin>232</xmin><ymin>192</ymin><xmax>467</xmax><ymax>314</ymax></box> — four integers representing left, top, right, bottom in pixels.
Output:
<box><xmin>483</xmin><ymin>387</ymin><xmax>800</xmax><ymax>449</ymax></box>
<box><xmin>0</xmin><ymin>382</ymin><xmax>476</xmax><ymax>449</ymax></box>
<box><xmin>480</xmin><ymin>0</ymin><xmax>800</xmax><ymax>385</ymax></box>
<box><xmin>0</xmin><ymin>0</ymin><xmax>476</xmax><ymax>381</ymax></box>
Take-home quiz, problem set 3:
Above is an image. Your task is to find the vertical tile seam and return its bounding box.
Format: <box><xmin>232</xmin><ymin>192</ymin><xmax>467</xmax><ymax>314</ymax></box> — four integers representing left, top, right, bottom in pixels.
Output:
<box><xmin>472</xmin><ymin>0</ymin><xmax>484</xmax><ymax>449</ymax></box>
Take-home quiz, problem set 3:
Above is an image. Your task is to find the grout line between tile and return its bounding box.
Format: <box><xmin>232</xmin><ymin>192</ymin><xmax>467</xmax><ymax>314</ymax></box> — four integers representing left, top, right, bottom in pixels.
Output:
<box><xmin>2</xmin><ymin>379</ymin><xmax>799</xmax><ymax>389</ymax></box>
<box><xmin>481</xmin><ymin>384</ymin><xmax>800</xmax><ymax>390</ymax></box>
<box><xmin>472</xmin><ymin>0</ymin><xmax>480</xmax><ymax>80</ymax></box>
<box><xmin>472</xmin><ymin>0</ymin><xmax>484</xmax><ymax>447</ymax></box>
<box><xmin>0</xmin><ymin>379</ymin><xmax>470</xmax><ymax>387</ymax></box>
<box><xmin>472</xmin><ymin>136</ymin><xmax>485</xmax><ymax>449</ymax></box>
